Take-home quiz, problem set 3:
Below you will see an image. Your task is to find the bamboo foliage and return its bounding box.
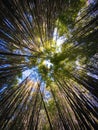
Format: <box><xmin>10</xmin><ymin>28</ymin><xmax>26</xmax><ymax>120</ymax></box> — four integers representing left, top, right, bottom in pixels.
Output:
<box><xmin>0</xmin><ymin>0</ymin><xmax>98</xmax><ymax>130</ymax></box>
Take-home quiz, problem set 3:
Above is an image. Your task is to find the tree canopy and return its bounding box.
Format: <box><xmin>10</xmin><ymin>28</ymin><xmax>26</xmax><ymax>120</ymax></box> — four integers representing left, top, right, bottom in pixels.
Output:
<box><xmin>0</xmin><ymin>0</ymin><xmax>98</xmax><ymax>130</ymax></box>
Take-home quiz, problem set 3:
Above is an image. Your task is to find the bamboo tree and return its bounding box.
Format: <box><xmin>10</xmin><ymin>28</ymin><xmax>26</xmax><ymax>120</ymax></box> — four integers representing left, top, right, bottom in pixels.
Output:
<box><xmin>0</xmin><ymin>0</ymin><xmax>98</xmax><ymax>130</ymax></box>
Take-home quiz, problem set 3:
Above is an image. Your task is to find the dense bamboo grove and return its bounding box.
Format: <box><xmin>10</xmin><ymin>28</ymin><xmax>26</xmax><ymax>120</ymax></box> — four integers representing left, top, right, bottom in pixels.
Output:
<box><xmin>0</xmin><ymin>0</ymin><xmax>98</xmax><ymax>130</ymax></box>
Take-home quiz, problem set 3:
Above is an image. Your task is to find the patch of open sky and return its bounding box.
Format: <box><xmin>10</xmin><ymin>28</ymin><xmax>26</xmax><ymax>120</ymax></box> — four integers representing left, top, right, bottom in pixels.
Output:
<box><xmin>0</xmin><ymin>84</ymin><xmax>7</xmax><ymax>94</ymax></box>
<box><xmin>88</xmin><ymin>0</ymin><xmax>96</xmax><ymax>5</ymax></box>
<box><xmin>13</xmin><ymin>48</ymin><xmax>31</xmax><ymax>57</ymax></box>
<box><xmin>27</xmin><ymin>14</ymin><xmax>33</xmax><ymax>23</ymax></box>
<box><xmin>50</xmin><ymin>76</ymin><xmax>54</xmax><ymax>82</ymax></box>
<box><xmin>18</xmin><ymin>67</ymin><xmax>41</xmax><ymax>83</ymax></box>
<box><xmin>43</xmin><ymin>59</ymin><xmax>53</xmax><ymax>69</ymax></box>
<box><xmin>13</xmin><ymin>49</ymin><xmax>22</xmax><ymax>54</ymax></box>
<box><xmin>87</xmin><ymin>72</ymin><xmax>98</xmax><ymax>80</ymax></box>
<box><xmin>40</xmin><ymin>81</ymin><xmax>46</xmax><ymax>92</ymax></box>
<box><xmin>24</xmin><ymin>12</ymin><xmax>33</xmax><ymax>23</ymax></box>
<box><xmin>44</xmin><ymin>90</ymin><xmax>52</xmax><ymax>102</ymax></box>
<box><xmin>53</xmin><ymin>27</ymin><xmax>59</xmax><ymax>41</ymax></box>
<box><xmin>56</xmin><ymin>36</ymin><xmax>66</xmax><ymax>53</ymax></box>
<box><xmin>45</xmin><ymin>91</ymin><xmax>52</xmax><ymax>99</ymax></box>
<box><xmin>23</xmin><ymin>48</ymin><xmax>31</xmax><ymax>54</ymax></box>
<box><xmin>0</xmin><ymin>64</ymin><xmax>11</xmax><ymax>68</ymax></box>
<box><xmin>37</xmin><ymin>58</ymin><xmax>41</xmax><ymax>64</ymax></box>
<box><xmin>40</xmin><ymin>81</ymin><xmax>52</xmax><ymax>101</ymax></box>
<box><xmin>0</xmin><ymin>45</ymin><xmax>8</xmax><ymax>51</ymax></box>
<box><xmin>53</xmin><ymin>27</ymin><xmax>66</xmax><ymax>53</ymax></box>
